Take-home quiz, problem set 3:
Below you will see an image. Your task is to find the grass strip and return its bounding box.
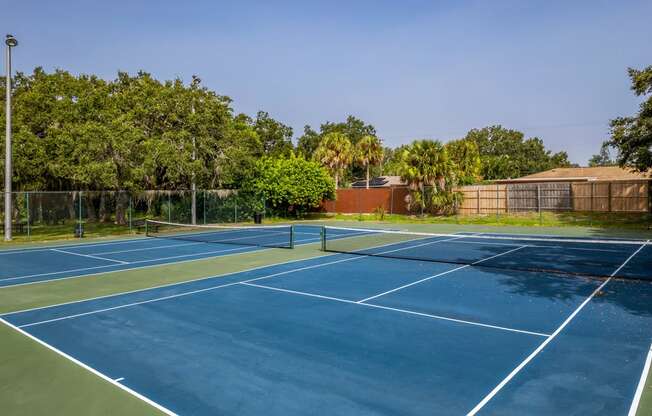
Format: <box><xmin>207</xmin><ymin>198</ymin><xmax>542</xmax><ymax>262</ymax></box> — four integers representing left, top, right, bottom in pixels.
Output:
<box><xmin>0</xmin><ymin>320</ymin><xmax>164</xmax><ymax>416</ymax></box>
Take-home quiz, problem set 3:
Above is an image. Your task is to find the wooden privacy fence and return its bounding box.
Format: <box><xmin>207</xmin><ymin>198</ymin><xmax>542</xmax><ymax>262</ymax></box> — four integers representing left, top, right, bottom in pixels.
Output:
<box><xmin>323</xmin><ymin>180</ymin><xmax>651</xmax><ymax>215</ymax></box>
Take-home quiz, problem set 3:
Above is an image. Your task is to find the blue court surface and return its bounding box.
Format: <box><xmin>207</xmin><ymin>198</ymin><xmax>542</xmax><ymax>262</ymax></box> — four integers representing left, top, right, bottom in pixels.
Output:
<box><xmin>2</xmin><ymin>226</ymin><xmax>652</xmax><ymax>415</ymax></box>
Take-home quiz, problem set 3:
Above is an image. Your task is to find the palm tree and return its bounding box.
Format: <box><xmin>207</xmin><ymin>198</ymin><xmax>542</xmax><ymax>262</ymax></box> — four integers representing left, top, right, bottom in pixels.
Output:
<box><xmin>355</xmin><ymin>135</ymin><xmax>384</xmax><ymax>189</ymax></box>
<box><xmin>398</xmin><ymin>139</ymin><xmax>455</xmax><ymax>213</ymax></box>
<box><xmin>314</xmin><ymin>132</ymin><xmax>353</xmax><ymax>189</ymax></box>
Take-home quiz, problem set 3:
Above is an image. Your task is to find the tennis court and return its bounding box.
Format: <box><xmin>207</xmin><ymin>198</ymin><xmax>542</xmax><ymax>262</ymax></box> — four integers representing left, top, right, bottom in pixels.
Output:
<box><xmin>1</xmin><ymin>223</ymin><xmax>651</xmax><ymax>415</ymax></box>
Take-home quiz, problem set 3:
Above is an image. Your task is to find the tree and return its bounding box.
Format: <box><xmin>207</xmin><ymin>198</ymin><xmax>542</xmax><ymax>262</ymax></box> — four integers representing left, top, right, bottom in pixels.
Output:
<box><xmin>314</xmin><ymin>132</ymin><xmax>353</xmax><ymax>189</ymax></box>
<box><xmin>588</xmin><ymin>145</ymin><xmax>616</xmax><ymax>167</ymax></box>
<box><xmin>465</xmin><ymin>125</ymin><xmax>571</xmax><ymax>179</ymax></box>
<box><xmin>242</xmin><ymin>155</ymin><xmax>335</xmax><ymax>216</ymax></box>
<box><xmin>445</xmin><ymin>139</ymin><xmax>482</xmax><ymax>185</ymax></box>
<box><xmin>296</xmin><ymin>126</ymin><xmax>321</xmax><ymax>157</ymax></box>
<box><xmin>355</xmin><ymin>135</ymin><xmax>384</xmax><ymax>188</ymax></box>
<box><xmin>398</xmin><ymin>140</ymin><xmax>459</xmax><ymax>214</ymax></box>
<box><xmin>606</xmin><ymin>66</ymin><xmax>652</xmax><ymax>171</ymax></box>
<box><xmin>252</xmin><ymin>111</ymin><xmax>294</xmax><ymax>157</ymax></box>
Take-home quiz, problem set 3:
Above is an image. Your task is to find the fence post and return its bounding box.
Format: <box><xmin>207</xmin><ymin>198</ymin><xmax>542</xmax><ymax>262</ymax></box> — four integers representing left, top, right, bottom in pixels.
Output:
<box><xmin>496</xmin><ymin>185</ymin><xmax>499</xmax><ymax>218</ymax></box>
<box><xmin>79</xmin><ymin>191</ymin><xmax>83</xmax><ymax>233</ymax></box>
<box><xmin>203</xmin><ymin>191</ymin><xmax>207</xmax><ymax>224</ymax></box>
<box><xmin>390</xmin><ymin>187</ymin><xmax>394</xmax><ymax>215</ymax></box>
<box><xmin>128</xmin><ymin>195</ymin><xmax>133</xmax><ymax>233</ymax></box>
<box><xmin>26</xmin><ymin>192</ymin><xmax>30</xmax><ymax>240</ymax></box>
<box><xmin>476</xmin><ymin>188</ymin><xmax>480</xmax><ymax>215</ymax></box>
<box><xmin>167</xmin><ymin>191</ymin><xmax>172</xmax><ymax>223</ymax></box>
<box><xmin>608</xmin><ymin>182</ymin><xmax>612</xmax><ymax>212</ymax></box>
<box><xmin>234</xmin><ymin>196</ymin><xmax>238</xmax><ymax>223</ymax></box>
<box><xmin>506</xmin><ymin>186</ymin><xmax>509</xmax><ymax>214</ymax></box>
<box><xmin>537</xmin><ymin>185</ymin><xmax>542</xmax><ymax>225</ymax></box>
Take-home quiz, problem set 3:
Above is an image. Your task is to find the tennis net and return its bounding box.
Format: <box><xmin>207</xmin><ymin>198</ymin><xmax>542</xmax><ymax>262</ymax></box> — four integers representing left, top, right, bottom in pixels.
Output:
<box><xmin>321</xmin><ymin>226</ymin><xmax>651</xmax><ymax>280</ymax></box>
<box><xmin>146</xmin><ymin>220</ymin><xmax>294</xmax><ymax>249</ymax></box>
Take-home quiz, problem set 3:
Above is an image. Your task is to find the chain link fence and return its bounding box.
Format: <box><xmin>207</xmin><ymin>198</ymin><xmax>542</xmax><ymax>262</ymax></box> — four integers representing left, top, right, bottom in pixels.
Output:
<box><xmin>0</xmin><ymin>190</ymin><xmax>267</xmax><ymax>241</ymax></box>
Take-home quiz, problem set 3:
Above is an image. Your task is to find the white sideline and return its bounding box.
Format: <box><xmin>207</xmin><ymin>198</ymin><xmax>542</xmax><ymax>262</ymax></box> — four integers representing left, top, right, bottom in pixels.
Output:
<box><xmin>466</xmin><ymin>240</ymin><xmax>649</xmax><ymax>415</ymax></box>
<box><xmin>358</xmin><ymin>245</ymin><xmax>529</xmax><ymax>303</ymax></box>
<box><xmin>240</xmin><ymin>282</ymin><xmax>550</xmax><ymax>337</ymax></box>
<box><xmin>51</xmin><ymin>248</ymin><xmax>129</xmax><ymax>265</ymax></box>
<box><xmin>0</xmin><ymin>317</ymin><xmax>177</xmax><ymax>416</ymax></box>
<box><xmin>629</xmin><ymin>343</ymin><xmax>652</xmax><ymax>416</ymax></box>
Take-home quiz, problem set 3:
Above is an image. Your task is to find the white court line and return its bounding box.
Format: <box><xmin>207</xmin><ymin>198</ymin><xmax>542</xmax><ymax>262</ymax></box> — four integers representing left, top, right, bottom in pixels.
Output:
<box><xmin>466</xmin><ymin>240</ymin><xmax>649</xmax><ymax>415</ymax></box>
<box><xmin>51</xmin><ymin>248</ymin><xmax>129</xmax><ymax>265</ymax></box>
<box><xmin>3</xmin><ymin>245</ymin><xmax>254</xmax><ymax>284</ymax></box>
<box><xmin>2</xmin><ymin>251</ymin><xmax>340</xmax><ymax>317</ymax></box>
<box><xmin>114</xmin><ymin>377</ymin><xmax>125</xmax><ymax>382</ymax></box>
<box><xmin>629</xmin><ymin>343</ymin><xmax>652</xmax><ymax>416</ymax></box>
<box><xmin>0</xmin><ymin>235</ymin><xmax>324</xmax><ymax>289</ymax></box>
<box><xmin>91</xmin><ymin>240</ymin><xmax>206</xmax><ymax>255</ymax></box>
<box><xmin>358</xmin><ymin>245</ymin><xmax>529</xmax><ymax>303</ymax></box>
<box><xmin>16</xmin><ymin>254</ymin><xmax>374</xmax><ymax>328</ymax></box>
<box><xmin>0</xmin><ymin>229</ymin><xmax>428</xmax><ymax>288</ymax></box>
<box><xmin>3</xmin><ymin>235</ymin><xmax>323</xmax><ymax>285</ymax></box>
<box><xmin>3</xmin><ymin>231</ymin><xmax>466</xmax><ymax>316</ymax></box>
<box><xmin>0</xmin><ymin>318</ymin><xmax>177</xmax><ymax>416</ymax></box>
<box><xmin>0</xmin><ymin>236</ymin><xmax>153</xmax><ymax>255</ymax></box>
<box><xmin>240</xmin><ymin>282</ymin><xmax>550</xmax><ymax>337</ymax></box>
<box><xmin>14</xmin><ymin>235</ymin><xmax>466</xmax><ymax>327</ymax></box>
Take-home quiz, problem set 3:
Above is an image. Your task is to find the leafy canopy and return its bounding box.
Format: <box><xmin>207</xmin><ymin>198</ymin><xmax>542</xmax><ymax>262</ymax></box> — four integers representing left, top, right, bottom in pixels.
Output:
<box><xmin>606</xmin><ymin>66</ymin><xmax>652</xmax><ymax>171</ymax></box>
<box><xmin>242</xmin><ymin>155</ymin><xmax>335</xmax><ymax>215</ymax></box>
<box><xmin>313</xmin><ymin>132</ymin><xmax>353</xmax><ymax>189</ymax></box>
<box><xmin>464</xmin><ymin>125</ymin><xmax>572</xmax><ymax>180</ymax></box>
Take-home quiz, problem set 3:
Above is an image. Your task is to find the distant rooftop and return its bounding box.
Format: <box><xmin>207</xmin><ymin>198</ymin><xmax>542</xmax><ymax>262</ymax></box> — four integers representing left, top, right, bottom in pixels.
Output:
<box><xmin>495</xmin><ymin>166</ymin><xmax>651</xmax><ymax>183</ymax></box>
<box><xmin>351</xmin><ymin>176</ymin><xmax>406</xmax><ymax>188</ymax></box>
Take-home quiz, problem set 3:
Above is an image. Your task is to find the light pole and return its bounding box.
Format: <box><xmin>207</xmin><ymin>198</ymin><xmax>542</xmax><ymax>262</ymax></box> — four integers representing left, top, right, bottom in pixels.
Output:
<box><xmin>4</xmin><ymin>34</ymin><xmax>17</xmax><ymax>241</ymax></box>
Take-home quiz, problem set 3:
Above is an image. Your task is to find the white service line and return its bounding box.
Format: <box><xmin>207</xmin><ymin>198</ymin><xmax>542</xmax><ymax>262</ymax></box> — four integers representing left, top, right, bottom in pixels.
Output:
<box><xmin>629</xmin><ymin>343</ymin><xmax>652</xmax><ymax>416</ymax></box>
<box><xmin>466</xmin><ymin>240</ymin><xmax>650</xmax><ymax>415</ymax></box>
<box><xmin>50</xmin><ymin>249</ymin><xmax>129</xmax><ymax>265</ymax></box>
<box><xmin>0</xmin><ymin>318</ymin><xmax>177</xmax><ymax>416</ymax></box>
<box><xmin>240</xmin><ymin>282</ymin><xmax>550</xmax><ymax>337</ymax></box>
<box><xmin>358</xmin><ymin>245</ymin><xmax>529</xmax><ymax>303</ymax></box>
<box><xmin>16</xmin><ymin>254</ymin><xmax>371</xmax><ymax>328</ymax></box>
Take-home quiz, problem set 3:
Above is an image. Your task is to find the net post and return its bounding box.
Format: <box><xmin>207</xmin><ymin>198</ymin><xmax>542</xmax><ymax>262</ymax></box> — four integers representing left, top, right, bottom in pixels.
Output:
<box><xmin>289</xmin><ymin>225</ymin><xmax>294</xmax><ymax>249</ymax></box>
<box><xmin>145</xmin><ymin>218</ymin><xmax>149</xmax><ymax>236</ymax></box>
<box><xmin>320</xmin><ymin>226</ymin><xmax>326</xmax><ymax>251</ymax></box>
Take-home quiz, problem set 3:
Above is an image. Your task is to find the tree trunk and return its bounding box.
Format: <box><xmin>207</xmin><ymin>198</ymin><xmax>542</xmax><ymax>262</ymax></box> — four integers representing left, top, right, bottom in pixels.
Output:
<box><xmin>115</xmin><ymin>192</ymin><xmax>128</xmax><ymax>225</ymax></box>
<box><xmin>366</xmin><ymin>165</ymin><xmax>370</xmax><ymax>189</ymax></box>
<box><xmin>335</xmin><ymin>173</ymin><xmax>339</xmax><ymax>190</ymax></box>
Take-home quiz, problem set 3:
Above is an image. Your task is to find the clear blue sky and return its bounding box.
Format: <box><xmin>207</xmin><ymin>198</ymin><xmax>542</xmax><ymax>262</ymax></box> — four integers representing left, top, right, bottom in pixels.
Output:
<box><xmin>2</xmin><ymin>0</ymin><xmax>651</xmax><ymax>164</ymax></box>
